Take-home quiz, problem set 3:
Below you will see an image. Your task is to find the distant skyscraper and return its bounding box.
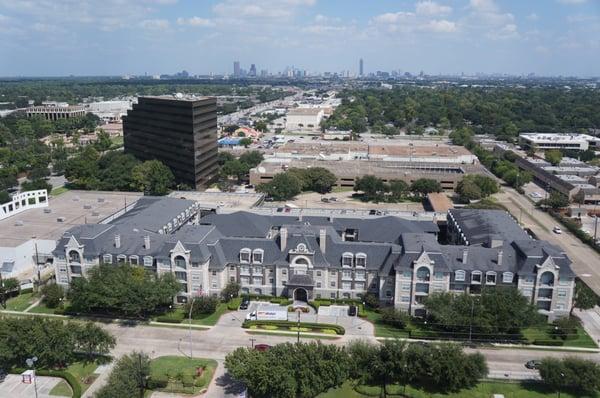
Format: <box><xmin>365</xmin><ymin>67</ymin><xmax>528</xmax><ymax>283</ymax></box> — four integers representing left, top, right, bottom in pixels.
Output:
<box><xmin>359</xmin><ymin>58</ymin><xmax>364</xmax><ymax>76</ymax></box>
<box><xmin>233</xmin><ymin>61</ymin><xmax>240</xmax><ymax>77</ymax></box>
<box><xmin>249</xmin><ymin>64</ymin><xmax>257</xmax><ymax>77</ymax></box>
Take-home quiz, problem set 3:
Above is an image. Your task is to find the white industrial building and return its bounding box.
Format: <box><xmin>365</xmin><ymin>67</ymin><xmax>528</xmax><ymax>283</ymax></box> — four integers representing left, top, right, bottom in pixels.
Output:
<box><xmin>285</xmin><ymin>108</ymin><xmax>324</xmax><ymax>132</ymax></box>
<box><xmin>519</xmin><ymin>133</ymin><xmax>600</xmax><ymax>152</ymax></box>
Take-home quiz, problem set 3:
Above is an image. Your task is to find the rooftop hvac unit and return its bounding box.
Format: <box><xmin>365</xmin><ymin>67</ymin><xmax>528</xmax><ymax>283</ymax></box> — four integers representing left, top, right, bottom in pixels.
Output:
<box><xmin>43</xmin><ymin>208</ymin><xmax>52</xmax><ymax>214</ymax></box>
<box><xmin>14</xmin><ymin>220</ymin><xmax>23</xmax><ymax>226</ymax></box>
<box><xmin>83</xmin><ymin>204</ymin><xmax>92</xmax><ymax>209</ymax></box>
<box><xmin>98</xmin><ymin>198</ymin><xmax>105</xmax><ymax>203</ymax></box>
<box><xmin>57</xmin><ymin>217</ymin><xmax>66</xmax><ymax>223</ymax></box>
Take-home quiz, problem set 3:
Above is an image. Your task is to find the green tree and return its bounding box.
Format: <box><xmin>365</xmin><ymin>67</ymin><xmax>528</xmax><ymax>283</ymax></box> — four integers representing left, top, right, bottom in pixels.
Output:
<box><xmin>540</xmin><ymin>191</ymin><xmax>569</xmax><ymax>210</ymax></box>
<box><xmin>221</xmin><ymin>281</ymin><xmax>241</xmax><ymax>301</ymax></box>
<box><xmin>94</xmin><ymin>129</ymin><xmax>112</xmax><ymax>152</ymax></box>
<box><xmin>185</xmin><ymin>296</ymin><xmax>219</xmax><ymax>318</ymax></box>
<box><xmin>355</xmin><ymin>175</ymin><xmax>388</xmax><ymax>202</ymax></box>
<box><xmin>572</xmin><ymin>280</ymin><xmax>598</xmax><ymax>315</ymax></box>
<box><xmin>304</xmin><ymin>167</ymin><xmax>337</xmax><ymax>194</ymax></box>
<box><xmin>21</xmin><ymin>178</ymin><xmax>52</xmax><ymax>192</ymax></box>
<box><xmin>254</xmin><ymin>120</ymin><xmax>268</xmax><ymax>133</ymax></box>
<box><xmin>41</xmin><ymin>283</ymin><xmax>64</xmax><ymax>308</ymax></box>
<box><xmin>0</xmin><ymin>277</ymin><xmax>19</xmax><ymax>309</ymax></box>
<box><xmin>96</xmin><ymin>352</ymin><xmax>151</xmax><ymax>398</ymax></box>
<box><xmin>65</xmin><ymin>146</ymin><xmax>100</xmax><ymax>189</ymax></box>
<box><xmin>239</xmin><ymin>150</ymin><xmax>264</xmax><ymax>168</ymax></box>
<box><xmin>256</xmin><ymin>172</ymin><xmax>302</xmax><ymax>201</ymax></box>
<box><xmin>73</xmin><ymin>322</ymin><xmax>116</xmax><ymax>359</ymax></box>
<box><xmin>132</xmin><ymin>160</ymin><xmax>175</xmax><ymax>196</ymax></box>
<box><xmin>0</xmin><ymin>190</ymin><xmax>10</xmax><ymax>204</ymax></box>
<box><xmin>538</xmin><ymin>357</ymin><xmax>600</xmax><ymax>395</ymax></box>
<box><xmin>545</xmin><ymin>149</ymin><xmax>563</xmax><ymax>166</ymax></box>
<box><xmin>456</xmin><ymin>179</ymin><xmax>482</xmax><ymax>202</ymax></box>
<box><xmin>220</xmin><ymin>159</ymin><xmax>250</xmax><ymax>183</ymax></box>
<box><xmin>239</xmin><ymin>137</ymin><xmax>253</xmax><ymax>147</ymax></box>
<box><xmin>388</xmin><ymin>180</ymin><xmax>409</xmax><ymax>202</ymax></box>
<box><xmin>410</xmin><ymin>178</ymin><xmax>442</xmax><ymax>197</ymax></box>
<box><xmin>217</xmin><ymin>151</ymin><xmax>235</xmax><ymax>165</ymax></box>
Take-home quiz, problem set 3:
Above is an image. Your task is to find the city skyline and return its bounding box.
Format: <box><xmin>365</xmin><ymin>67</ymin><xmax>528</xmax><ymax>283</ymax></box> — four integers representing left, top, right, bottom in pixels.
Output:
<box><xmin>0</xmin><ymin>0</ymin><xmax>599</xmax><ymax>77</ymax></box>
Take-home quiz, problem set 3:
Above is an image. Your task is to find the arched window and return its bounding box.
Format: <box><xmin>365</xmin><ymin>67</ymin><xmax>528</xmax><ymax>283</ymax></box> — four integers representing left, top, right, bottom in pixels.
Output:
<box><xmin>540</xmin><ymin>271</ymin><xmax>555</xmax><ymax>286</ymax></box>
<box><xmin>68</xmin><ymin>250</ymin><xmax>81</xmax><ymax>263</ymax></box>
<box><xmin>342</xmin><ymin>252</ymin><xmax>353</xmax><ymax>267</ymax></box>
<box><xmin>355</xmin><ymin>253</ymin><xmax>367</xmax><ymax>268</ymax></box>
<box><xmin>102</xmin><ymin>254</ymin><xmax>112</xmax><ymax>264</ymax></box>
<box><xmin>252</xmin><ymin>249</ymin><xmax>264</xmax><ymax>264</ymax></box>
<box><xmin>454</xmin><ymin>270</ymin><xmax>466</xmax><ymax>282</ymax></box>
<box><xmin>416</xmin><ymin>267</ymin><xmax>430</xmax><ymax>282</ymax></box>
<box><xmin>240</xmin><ymin>248</ymin><xmax>251</xmax><ymax>263</ymax></box>
<box><xmin>293</xmin><ymin>257</ymin><xmax>309</xmax><ymax>266</ymax></box>
<box><xmin>174</xmin><ymin>255</ymin><xmax>186</xmax><ymax>269</ymax></box>
<box><xmin>502</xmin><ymin>272</ymin><xmax>513</xmax><ymax>284</ymax></box>
<box><xmin>296</xmin><ymin>243</ymin><xmax>307</xmax><ymax>252</ymax></box>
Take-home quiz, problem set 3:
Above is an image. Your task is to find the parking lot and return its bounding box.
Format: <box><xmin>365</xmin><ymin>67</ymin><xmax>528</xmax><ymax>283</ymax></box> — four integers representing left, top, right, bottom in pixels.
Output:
<box><xmin>0</xmin><ymin>374</ymin><xmax>64</xmax><ymax>398</ymax></box>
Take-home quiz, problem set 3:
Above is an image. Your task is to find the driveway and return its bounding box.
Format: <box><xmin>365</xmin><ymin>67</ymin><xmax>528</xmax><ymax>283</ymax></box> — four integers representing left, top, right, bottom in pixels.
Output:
<box><xmin>0</xmin><ymin>374</ymin><xmax>64</xmax><ymax>398</ymax></box>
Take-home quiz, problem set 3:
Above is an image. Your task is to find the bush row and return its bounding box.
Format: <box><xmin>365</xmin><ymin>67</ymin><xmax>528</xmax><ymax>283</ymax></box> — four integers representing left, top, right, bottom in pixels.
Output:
<box><xmin>242</xmin><ymin>320</ymin><xmax>345</xmax><ymax>335</ymax></box>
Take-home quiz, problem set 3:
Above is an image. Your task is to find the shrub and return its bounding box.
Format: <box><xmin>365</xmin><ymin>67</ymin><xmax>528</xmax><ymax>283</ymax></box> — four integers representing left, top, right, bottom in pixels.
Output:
<box><xmin>379</xmin><ymin>307</ymin><xmax>409</xmax><ymax>329</ymax></box>
<box><xmin>220</xmin><ymin>282</ymin><xmax>241</xmax><ymax>301</ymax></box>
<box><xmin>181</xmin><ymin>374</ymin><xmax>195</xmax><ymax>388</ymax></box>
<box><xmin>147</xmin><ymin>374</ymin><xmax>169</xmax><ymax>389</ymax></box>
<box><xmin>551</xmin><ymin>317</ymin><xmax>580</xmax><ymax>341</ymax></box>
<box><xmin>41</xmin><ymin>283</ymin><xmax>64</xmax><ymax>308</ymax></box>
<box><xmin>20</xmin><ymin>288</ymin><xmax>34</xmax><ymax>295</ymax></box>
<box><xmin>227</xmin><ymin>297</ymin><xmax>242</xmax><ymax>311</ymax></box>
<box><xmin>533</xmin><ymin>339</ymin><xmax>564</xmax><ymax>346</ymax></box>
<box><xmin>186</xmin><ymin>296</ymin><xmax>219</xmax><ymax>317</ymax></box>
<box><xmin>242</xmin><ymin>320</ymin><xmax>345</xmax><ymax>335</ymax></box>
<box><xmin>361</xmin><ymin>292</ymin><xmax>380</xmax><ymax>309</ymax></box>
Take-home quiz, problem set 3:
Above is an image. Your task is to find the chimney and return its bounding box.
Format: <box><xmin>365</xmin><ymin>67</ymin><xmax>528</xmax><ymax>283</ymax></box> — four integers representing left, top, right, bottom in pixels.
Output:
<box><xmin>280</xmin><ymin>227</ymin><xmax>287</xmax><ymax>251</ymax></box>
<box><xmin>114</xmin><ymin>234</ymin><xmax>121</xmax><ymax>249</ymax></box>
<box><xmin>497</xmin><ymin>250</ymin><xmax>503</xmax><ymax>266</ymax></box>
<box><xmin>319</xmin><ymin>228</ymin><xmax>327</xmax><ymax>253</ymax></box>
<box><xmin>144</xmin><ymin>235</ymin><xmax>150</xmax><ymax>250</ymax></box>
<box><xmin>462</xmin><ymin>249</ymin><xmax>468</xmax><ymax>264</ymax></box>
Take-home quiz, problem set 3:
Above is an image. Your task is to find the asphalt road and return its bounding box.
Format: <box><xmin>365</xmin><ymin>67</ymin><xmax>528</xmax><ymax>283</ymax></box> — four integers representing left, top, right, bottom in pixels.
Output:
<box><xmin>496</xmin><ymin>187</ymin><xmax>600</xmax><ymax>295</ymax></box>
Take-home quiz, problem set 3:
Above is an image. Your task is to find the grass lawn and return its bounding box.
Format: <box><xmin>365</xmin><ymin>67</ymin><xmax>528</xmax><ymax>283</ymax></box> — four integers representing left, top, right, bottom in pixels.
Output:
<box><xmin>522</xmin><ymin>326</ymin><xmax>598</xmax><ymax>349</ymax></box>
<box><xmin>49</xmin><ymin>380</ymin><xmax>73</xmax><ymax>397</ymax></box>
<box><xmin>66</xmin><ymin>360</ymin><xmax>100</xmax><ymax>393</ymax></box>
<box><xmin>28</xmin><ymin>302</ymin><xmax>62</xmax><ymax>314</ymax></box>
<box><xmin>149</xmin><ymin>356</ymin><xmax>217</xmax><ymax>395</ymax></box>
<box><xmin>5</xmin><ymin>292</ymin><xmax>38</xmax><ymax>311</ymax></box>
<box><xmin>364</xmin><ymin>309</ymin><xmax>410</xmax><ymax>339</ymax></box>
<box><xmin>50</xmin><ymin>186</ymin><xmax>70</xmax><ymax>196</ymax></box>
<box><xmin>155</xmin><ymin>303</ymin><xmax>231</xmax><ymax>326</ymax></box>
<box><xmin>319</xmin><ymin>380</ymin><xmax>599</xmax><ymax>398</ymax></box>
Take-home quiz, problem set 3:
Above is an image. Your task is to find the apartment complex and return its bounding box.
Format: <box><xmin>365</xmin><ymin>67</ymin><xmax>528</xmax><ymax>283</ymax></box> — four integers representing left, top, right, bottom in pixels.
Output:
<box><xmin>53</xmin><ymin>198</ymin><xmax>574</xmax><ymax>320</ymax></box>
<box><xmin>123</xmin><ymin>96</ymin><xmax>218</xmax><ymax>189</ymax></box>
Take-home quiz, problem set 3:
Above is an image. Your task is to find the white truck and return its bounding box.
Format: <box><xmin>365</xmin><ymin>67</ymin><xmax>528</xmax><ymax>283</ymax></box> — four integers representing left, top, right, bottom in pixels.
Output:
<box><xmin>246</xmin><ymin>308</ymin><xmax>288</xmax><ymax>321</ymax></box>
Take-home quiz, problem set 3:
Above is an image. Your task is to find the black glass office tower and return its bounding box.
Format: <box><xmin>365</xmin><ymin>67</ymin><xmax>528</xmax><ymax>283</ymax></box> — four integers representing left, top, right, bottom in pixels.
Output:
<box><xmin>123</xmin><ymin>96</ymin><xmax>218</xmax><ymax>189</ymax></box>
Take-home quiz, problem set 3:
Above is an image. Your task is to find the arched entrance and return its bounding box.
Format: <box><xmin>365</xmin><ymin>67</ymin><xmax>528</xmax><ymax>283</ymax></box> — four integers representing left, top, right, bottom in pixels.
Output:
<box><xmin>293</xmin><ymin>288</ymin><xmax>308</xmax><ymax>302</ymax></box>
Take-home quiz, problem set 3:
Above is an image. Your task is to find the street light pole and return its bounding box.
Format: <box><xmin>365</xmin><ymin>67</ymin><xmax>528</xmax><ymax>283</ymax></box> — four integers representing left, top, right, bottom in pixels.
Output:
<box><xmin>188</xmin><ymin>296</ymin><xmax>195</xmax><ymax>360</ymax></box>
<box><xmin>26</xmin><ymin>356</ymin><xmax>38</xmax><ymax>398</ymax></box>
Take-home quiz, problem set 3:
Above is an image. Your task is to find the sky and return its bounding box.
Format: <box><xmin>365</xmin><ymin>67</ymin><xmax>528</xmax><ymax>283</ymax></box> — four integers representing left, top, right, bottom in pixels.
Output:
<box><xmin>0</xmin><ymin>0</ymin><xmax>599</xmax><ymax>77</ymax></box>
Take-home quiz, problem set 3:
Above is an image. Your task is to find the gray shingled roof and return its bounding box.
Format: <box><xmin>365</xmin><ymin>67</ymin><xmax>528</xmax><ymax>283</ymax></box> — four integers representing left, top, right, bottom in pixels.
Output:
<box><xmin>448</xmin><ymin>209</ymin><xmax>530</xmax><ymax>246</ymax></box>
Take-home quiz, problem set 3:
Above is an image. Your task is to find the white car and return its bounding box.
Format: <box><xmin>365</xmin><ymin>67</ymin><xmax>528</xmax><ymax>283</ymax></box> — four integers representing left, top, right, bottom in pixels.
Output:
<box><xmin>553</xmin><ymin>226</ymin><xmax>562</xmax><ymax>234</ymax></box>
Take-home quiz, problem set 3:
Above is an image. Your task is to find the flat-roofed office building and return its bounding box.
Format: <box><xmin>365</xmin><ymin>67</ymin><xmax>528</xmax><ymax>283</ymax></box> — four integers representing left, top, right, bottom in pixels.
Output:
<box><xmin>123</xmin><ymin>96</ymin><xmax>218</xmax><ymax>189</ymax></box>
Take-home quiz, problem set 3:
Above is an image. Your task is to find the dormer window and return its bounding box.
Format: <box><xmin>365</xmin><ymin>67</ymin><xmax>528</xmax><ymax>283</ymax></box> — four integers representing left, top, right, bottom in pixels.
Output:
<box><xmin>355</xmin><ymin>253</ymin><xmax>367</xmax><ymax>268</ymax></box>
<box><xmin>102</xmin><ymin>254</ymin><xmax>112</xmax><ymax>264</ymax></box>
<box><xmin>252</xmin><ymin>249</ymin><xmax>264</xmax><ymax>264</ymax></box>
<box><xmin>143</xmin><ymin>256</ymin><xmax>153</xmax><ymax>267</ymax></box>
<box><xmin>455</xmin><ymin>270</ymin><xmax>466</xmax><ymax>282</ymax></box>
<box><xmin>502</xmin><ymin>272</ymin><xmax>513</xmax><ymax>284</ymax></box>
<box><xmin>471</xmin><ymin>271</ymin><xmax>482</xmax><ymax>284</ymax></box>
<box><xmin>117</xmin><ymin>254</ymin><xmax>127</xmax><ymax>264</ymax></box>
<box><xmin>129</xmin><ymin>255</ymin><xmax>139</xmax><ymax>265</ymax></box>
<box><xmin>342</xmin><ymin>252</ymin><xmax>353</xmax><ymax>267</ymax></box>
<box><xmin>485</xmin><ymin>271</ymin><xmax>496</xmax><ymax>285</ymax></box>
<box><xmin>240</xmin><ymin>248</ymin><xmax>251</xmax><ymax>263</ymax></box>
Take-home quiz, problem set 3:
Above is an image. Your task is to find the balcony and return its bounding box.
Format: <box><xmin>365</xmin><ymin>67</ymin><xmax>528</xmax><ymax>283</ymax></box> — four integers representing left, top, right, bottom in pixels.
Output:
<box><xmin>342</xmin><ymin>273</ymin><xmax>353</xmax><ymax>281</ymax></box>
<box><xmin>69</xmin><ymin>265</ymin><xmax>82</xmax><ymax>275</ymax></box>
<box><xmin>240</xmin><ymin>268</ymin><xmax>251</xmax><ymax>276</ymax></box>
<box><xmin>355</xmin><ymin>274</ymin><xmax>366</xmax><ymax>282</ymax></box>
<box><xmin>537</xmin><ymin>301</ymin><xmax>552</xmax><ymax>311</ymax></box>
<box><xmin>537</xmin><ymin>288</ymin><xmax>553</xmax><ymax>300</ymax></box>
<box><xmin>415</xmin><ymin>283</ymin><xmax>430</xmax><ymax>295</ymax></box>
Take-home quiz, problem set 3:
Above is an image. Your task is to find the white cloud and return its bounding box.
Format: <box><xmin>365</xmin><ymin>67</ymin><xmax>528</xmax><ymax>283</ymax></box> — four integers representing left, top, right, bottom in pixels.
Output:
<box><xmin>372</xmin><ymin>12</ymin><xmax>415</xmax><ymax>24</ymax></box>
<box><xmin>213</xmin><ymin>0</ymin><xmax>315</xmax><ymax>20</ymax></box>
<box><xmin>469</xmin><ymin>0</ymin><xmax>499</xmax><ymax>12</ymax></box>
<box><xmin>415</xmin><ymin>1</ymin><xmax>452</xmax><ymax>16</ymax></box>
<box><xmin>420</xmin><ymin>19</ymin><xmax>456</xmax><ymax>32</ymax></box>
<box><xmin>557</xmin><ymin>0</ymin><xmax>587</xmax><ymax>4</ymax></box>
<box><xmin>139</xmin><ymin>19</ymin><xmax>170</xmax><ymax>30</ymax></box>
<box><xmin>176</xmin><ymin>16</ymin><xmax>215</xmax><ymax>27</ymax></box>
<box><xmin>527</xmin><ymin>13</ymin><xmax>539</xmax><ymax>21</ymax></box>
<box><xmin>487</xmin><ymin>23</ymin><xmax>519</xmax><ymax>39</ymax></box>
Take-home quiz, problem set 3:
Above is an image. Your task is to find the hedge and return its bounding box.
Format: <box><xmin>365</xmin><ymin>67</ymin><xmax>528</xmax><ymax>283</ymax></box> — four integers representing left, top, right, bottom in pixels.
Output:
<box><xmin>155</xmin><ymin>315</ymin><xmax>183</xmax><ymax>324</ymax></box>
<box><xmin>227</xmin><ymin>297</ymin><xmax>242</xmax><ymax>311</ymax></box>
<box><xmin>242</xmin><ymin>320</ymin><xmax>345</xmax><ymax>335</ymax></box>
<box><xmin>147</xmin><ymin>374</ymin><xmax>169</xmax><ymax>389</ymax></box>
<box><xmin>532</xmin><ymin>339</ymin><xmax>564</xmax><ymax>346</ymax></box>
<box><xmin>20</xmin><ymin>288</ymin><xmax>34</xmax><ymax>295</ymax></box>
<box><xmin>38</xmin><ymin>369</ymin><xmax>81</xmax><ymax>398</ymax></box>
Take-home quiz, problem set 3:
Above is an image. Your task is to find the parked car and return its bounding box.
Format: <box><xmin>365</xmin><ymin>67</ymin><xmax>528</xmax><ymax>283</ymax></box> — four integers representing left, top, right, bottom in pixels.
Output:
<box><xmin>321</xmin><ymin>198</ymin><xmax>330</xmax><ymax>203</ymax></box>
<box><xmin>239</xmin><ymin>297</ymin><xmax>250</xmax><ymax>310</ymax></box>
<box><xmin>276</xmin><ymin>207</ymin><xmax>284</xmax><ymax>212</ymax></box>
<box><xmin>525</xmin><ymin>360</ymin><xmax>541</xmax><ymax>370</ymax></box>
<box><xmin>348</xmin><ymin>305</ymin><xmax>357</xmax><ymax>317</ymax></box>
<box><xmin>553</xmin><ymin>226</ymin><xmax>562</xmax><ymax>234</ymax></box>
<box><xmin>329</xmin><ymin>197</ymin><xmax>337</xmax><ymax>202</ymax></box>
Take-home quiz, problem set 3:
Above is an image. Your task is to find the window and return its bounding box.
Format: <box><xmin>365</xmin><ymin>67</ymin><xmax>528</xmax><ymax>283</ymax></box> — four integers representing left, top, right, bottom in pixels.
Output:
<box><xmin>559</xmin><ymin>278</ymin><xmax>571</xmax><ymax>286</ymax></box>
<box><xmin>434</xmin><ymin>272</ymin><xmax>444</xmax><ymax>281</ymax></box>
<box><xmin>253</xmin><ymin>277</ymin><xmax>262</xmax><ymax>285</ymax></box>
<box><xmin>485</xmin><ymin>272</ymin><xmax>496</xmax><ymax>285</ymax></box>
<box><xmin>342</xmin><ymin>252</ymin><xmax>353</xmax><ymax>267</ymax></box>
<box><xmin>282</xmin><ymin>269</ymin><xmax>287</xmax><ymax>275</ymax></box>
<box><xmin>212</xmin><ymin>271</ymin><xmax>217</xmax><ymax>276</ymax></box>
<box><xmin>212</xmin><ymin>283</ymin><xmax>217</xmax><ymax>289</ymax></box>
<box><xmin>252</xmin><ymin>249</ymin><xmax>264</xmax><ymax>264</ymax></box>
<box><xmin>455</xmin><ymin>270</ymin><xmax>466</xmax><ymax>282</ymax></box>
<box><xmin>401</xmin><ymin>296</ymin><xmax>410</xmax><ymax>303</ymax></box>
<box><xmin>117</xmin><ymin>254</ymin><xmax>127</xmax><ymax>264</ymax></box>
<box><xmin>229</xmin><ymin>265</ymin><xmax>235</xmax><ymax>271</ymax></box>
<box><xmin>129</xmin><ymin>256</ymin><xmax>139</xmax><ymax>265</ymax></box>
<box><xmin>230</xmin><ymin>276</ymin><xmax>235</xmax><ymax>282</ymax></box>
<box><xmin>525</xmin><ymin>276</ymin><xmax>534</xmax><ymax>284</ymax></box>
<box><xmin>540</xmin><ymin>271</ymin><xmax>555</xmax><ymax>286</ymax></box>
<box><xmin>316</xmin><ymin>270</ymin><xmax>322</xmax><ymax>277</ymax></box>
<box><xmin>502</xmin><ymin>272</ymin><xmax>513</xmax><ymax>284</ymax></box>
<box><xmin>174</xmin><ymin>256</ymin><xmax>186</xmax><ymax>268</ymax></box>
<box><xmin>240</xmin><ymin>248</ymin><xmax>251</xmax><ymax>263</ymax></box>
<box><xmin>403</xmin><ymin>271</ymin><xmax>412</xmax><ymax>278</ymax></box>
<box><xmin>355</xmin><ymin>282</ymin><xmax>365</xmax><ymax>290</ymax></box>
<box><xmin>342</xmin><ymin>270</ymin><xmax>352</xmax><ymax>279</ymax></box>
<box><xmin>355</xmin><ymin>253</ymin><xmax>366</xmax><ymax>267</ymax></box>
<box><xmin>471</xmin><ymin>271</ymin><xmax>482</xmax><ymax>284</ymax></box>
<box><xmin>342</xmin><ymin>282</ymin><xmax>352</xmax><ymax>290</ymax></box>
<box><xmin>269</xmin><ymin>278</ymin><xmax>274</xmax><ymax>284</ymax></box>
<box><xmin>330</xmin><ymin>293</ymin><xmax>336</xmax><ymax>299</ymax></box>
<box><xmin>68</xmin><ymin>251</ymin><xmax>81</xmax><ymax>263</ymax></box>
<box><xmin>557</xmin><ymin>289</ymin><xmax>567</xmax><ymax>297</ymax></box>
<box><xmin>402</xmin><ymin>283</ymin><xmax>411</xmax><ymax>291</ymax></box>
<box><xmin>240</xmin><ymin>276</ymin><xmax>250</xmax><ymax>285</ymax></box>
<box><xmin>385</xmin><ymin>290</ymin><xmax>392</xmax><ymax>298</ymax></box>
<box><xmin>355</xmin><ymin>270</ymin><xmax>365</xmax><ymax>280</ymax></box>
<box><xmin>316</xmin><ymin>282</ymin><xmax>322</xmax><ymax>288</ymax></box>
<box><xmin>416</xmin><ymin>267</ymin><xmax>430</xmax><ymax>282</ymax></box>
<box><xmin>522</xmin><ymin>287</ymin><xmax>533</xmax><ymax>296</ymax></box>
<box><xmin>330</xmin><ymin>281</ymin><xmax>336</xmax><ymax>287</ymax></box>
<box><xmin>143</xmin><ymin>256</ymin><xmax>153</xmax><ymax>267</ymax></box>
<box><xmin>103</xmin><ymin>254</ymin><xmax>112</xmax><ymax>264</ymax></box>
